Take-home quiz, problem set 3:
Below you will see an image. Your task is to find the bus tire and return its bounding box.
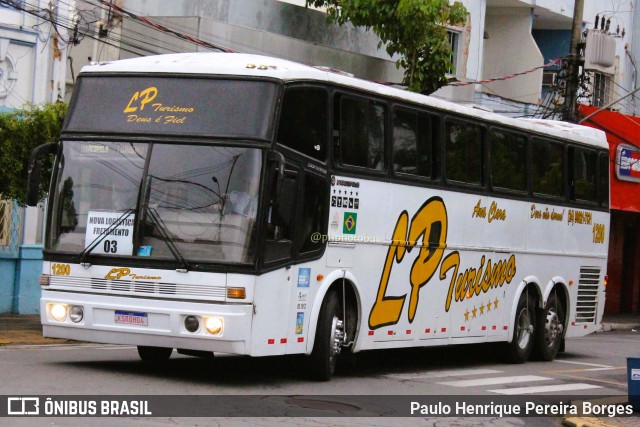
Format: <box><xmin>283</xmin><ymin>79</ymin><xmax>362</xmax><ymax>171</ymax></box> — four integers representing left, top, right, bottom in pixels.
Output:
<box><xmin>137</xmin><ymin>346</ymin><xmax>172</xmax><ymax>362</ymax></box>
<box><xmin>504</xmin><ymin>292</ymin><xmax>536</xmax><ymax>364</ymax></box>
<box><xmin>308</xmin><ymin>291</ymin><xmax>344</xmax><ymax>381</ymax></box>
<box><xmin>534</xmin><ymin>293</ymin><xmax>565</xmax><ymax>361</ymax></box>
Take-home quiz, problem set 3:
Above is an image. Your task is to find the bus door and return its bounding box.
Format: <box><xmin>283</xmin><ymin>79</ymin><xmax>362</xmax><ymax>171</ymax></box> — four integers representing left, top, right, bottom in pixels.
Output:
<box><xmin>283</xmin><ymin>156</ymin><xmax>331</xmax><ymax>354</ymax></box>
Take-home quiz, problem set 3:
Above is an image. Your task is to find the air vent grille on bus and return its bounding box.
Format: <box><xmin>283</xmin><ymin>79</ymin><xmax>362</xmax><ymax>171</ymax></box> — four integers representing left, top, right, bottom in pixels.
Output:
<box><xmin>575</xmin><ymin>267</ymin><xmax>600</xmax><ymax>324</ymax></box>
<box><xmin>48</xmin><ymin>276</ymin><xmax>225</xmax><ymax>301</ymax></box>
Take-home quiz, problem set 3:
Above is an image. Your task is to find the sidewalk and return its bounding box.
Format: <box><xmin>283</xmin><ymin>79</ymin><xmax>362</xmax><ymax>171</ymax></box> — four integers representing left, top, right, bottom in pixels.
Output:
<box><xmin>0</xmin><ymin>314</ymin><xmax>70</xmax><ymax>345</ymax></box>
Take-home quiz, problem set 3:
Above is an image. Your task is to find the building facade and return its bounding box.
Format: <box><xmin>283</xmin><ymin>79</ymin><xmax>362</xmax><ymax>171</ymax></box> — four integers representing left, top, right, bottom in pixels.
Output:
<box><xmin>0</xmin><ymin>0</ymin><xmax>70</xmax><ymax>313</ymax></box>
<box><xmin>2</xmin><ymin>0</ymin><xmax>638</xmax><ymax>313</ymax></box>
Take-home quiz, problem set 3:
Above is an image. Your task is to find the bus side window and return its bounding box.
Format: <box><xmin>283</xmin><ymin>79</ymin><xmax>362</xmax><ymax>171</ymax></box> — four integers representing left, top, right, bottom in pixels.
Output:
<box><xmin>490</xmin><ymin>129</ymin><xmax>527</xmax><ymax>192</ymax></box>
<box><xmin>445</xmin><ymin>120</ymin><xmax>483</xmax><ymax>185</ymax></box>
<box><xmin>532</xmin><ymin>138</ymin><xmax>564</xmax><ymax>198</ymax></box>
<box><xmin>569</xmin><ymin>146</ymin><xmax>597</xmax><ymax>203</ymax></box>
<box><xmin>278</xmin><ymin>87</ymin><xmax>328</xmax><ymax>161</ymax></box>
<box><xmin>392</xmin><ymin>108</ymin><xmax>433</xmax><ymax>178</ymax></box>
<box><xmin>298</xmin><ymin>173</ymin><xmax>329</xmax><ymax>255</ymax></box>
<box><xmin>335</xmin><ymin>95</ymin><xmax>386</xmax><ymax>171</ymax></box>
<box><xmin>264</xmin><ymin>170</ymin><xmax>298</xmax><ymax>263</ymax></box>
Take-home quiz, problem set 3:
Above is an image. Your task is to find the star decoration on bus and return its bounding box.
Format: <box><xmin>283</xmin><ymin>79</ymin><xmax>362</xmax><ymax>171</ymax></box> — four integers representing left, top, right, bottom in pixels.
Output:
<box><xmin>463</xmin><ymin>298</ymin><xmax>501</xmax><ymax>322</ymax></box>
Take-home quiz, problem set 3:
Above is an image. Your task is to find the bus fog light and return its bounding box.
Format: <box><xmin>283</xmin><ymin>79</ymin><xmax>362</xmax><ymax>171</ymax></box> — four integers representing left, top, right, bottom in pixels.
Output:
<box><xmin>69</xmin><ymin>306</ymin><xmax>84</xmax><ymax>323</ymax></box>
<box><xmin>184</xmin><ymin>315</ymin><xmax>200</xmax><ymax>333</ymax></box>
<box><xmin>49</xmin><ymin>303</ymin><xmax>67</xmax><ymax>322</ymax></box>
<box><xmin>204</xmin><ymin>317</ymin><xmax>223</xmax><ymax>335</ymax></box>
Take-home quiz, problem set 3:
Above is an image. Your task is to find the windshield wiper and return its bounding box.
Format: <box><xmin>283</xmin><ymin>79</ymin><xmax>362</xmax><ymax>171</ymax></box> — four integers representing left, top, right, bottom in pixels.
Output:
<box><xmin>79</xmin><ymin>209</ymin><xmax>134</xmax><ymax>267</ymax></box>
<box><xmin>145</xmin><ymin>206</ymin><xmax>191</xmax><ymax>272</ymax></box>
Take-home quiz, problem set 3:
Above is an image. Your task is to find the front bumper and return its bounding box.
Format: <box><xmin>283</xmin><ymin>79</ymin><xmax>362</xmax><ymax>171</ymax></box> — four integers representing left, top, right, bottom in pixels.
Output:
<box><xmin>41</xmin><ymin>290</ymin><xmax>253</xmax><ymax>354</ymax></box>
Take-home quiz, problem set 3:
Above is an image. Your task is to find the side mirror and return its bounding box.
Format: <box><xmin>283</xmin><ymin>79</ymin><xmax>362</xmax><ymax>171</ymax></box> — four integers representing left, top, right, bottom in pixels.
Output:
<box><xmin>26</xmin><ymin>142</ymin><xmax>58</xmax><ymax>206</ymax></box>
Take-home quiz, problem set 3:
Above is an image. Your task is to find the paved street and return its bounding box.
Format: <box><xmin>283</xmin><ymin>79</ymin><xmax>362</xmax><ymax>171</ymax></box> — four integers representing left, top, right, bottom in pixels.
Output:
<box><xmin>0</xmin><ymin>329</ymin><xmax>638</xmax><ymax>426</ymax></box>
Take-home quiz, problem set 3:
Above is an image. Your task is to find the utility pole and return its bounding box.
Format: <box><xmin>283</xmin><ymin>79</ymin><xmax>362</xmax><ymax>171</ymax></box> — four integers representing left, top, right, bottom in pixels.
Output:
<box><xmin>564</xmin><ymin>0</ymin><xmax>584</xmax><ymax>123</ymax></box>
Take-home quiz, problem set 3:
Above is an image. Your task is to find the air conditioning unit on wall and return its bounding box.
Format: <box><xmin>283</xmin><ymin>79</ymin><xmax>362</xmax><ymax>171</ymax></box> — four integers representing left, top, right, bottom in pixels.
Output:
<box><xmin>584</xmin><ymin>29</ymin><xmax>616</xmax><ymax>74</ymax></box>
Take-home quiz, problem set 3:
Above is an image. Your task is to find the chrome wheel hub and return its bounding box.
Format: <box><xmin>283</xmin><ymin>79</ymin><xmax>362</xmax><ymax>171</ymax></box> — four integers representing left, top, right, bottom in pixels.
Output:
<box><xmin>544</xmin><ymin>308</ymin><xmax>563</xmax><ymax>347</ymax></box>
<box><xmin>516</xmin><ymin>307</ymin><xmax>533</xmax><ymax>349</ymax></box>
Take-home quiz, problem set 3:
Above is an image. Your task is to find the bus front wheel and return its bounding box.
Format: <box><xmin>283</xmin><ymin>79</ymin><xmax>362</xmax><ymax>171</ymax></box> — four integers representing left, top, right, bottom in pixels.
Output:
<box><xmin>308</xmin><ymin>291</ymin><xmax>345</xmax><ymax>381</ymax></box>
<box><xmin>504</xmin><ymin>292</ymin><xmax>536</xmax><ymax>363</ymax></box>
<box><xmin>534</xmin><ymin>293</ymin><xmax>565</xmax><ymax>361</ymax></box>
<box><xmin>137</xmin><ymin>346</ymin><xmax>173</xmax><ymax>362</ymax></box>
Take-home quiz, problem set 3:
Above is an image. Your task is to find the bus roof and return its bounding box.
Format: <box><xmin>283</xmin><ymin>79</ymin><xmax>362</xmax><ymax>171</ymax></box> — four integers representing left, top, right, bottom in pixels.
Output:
<box><xmin>81</xmin><ymin>53</ymin><xmax>608</xmax><ymax>149</ymax></box>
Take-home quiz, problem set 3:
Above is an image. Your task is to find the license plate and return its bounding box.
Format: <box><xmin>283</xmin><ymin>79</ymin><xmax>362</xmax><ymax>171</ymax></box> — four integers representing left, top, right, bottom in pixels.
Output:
<box><xmin>115</xmin><ymin>310</ymin><xmax>148</xmax><ymax>326</ymax></box>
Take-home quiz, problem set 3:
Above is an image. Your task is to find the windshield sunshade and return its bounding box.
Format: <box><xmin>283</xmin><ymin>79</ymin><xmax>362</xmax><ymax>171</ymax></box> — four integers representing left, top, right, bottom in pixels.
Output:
<box><xmin>65</xmin><ymin>76</ymin><xmax>277</xmax><ymax>139</ymax></box>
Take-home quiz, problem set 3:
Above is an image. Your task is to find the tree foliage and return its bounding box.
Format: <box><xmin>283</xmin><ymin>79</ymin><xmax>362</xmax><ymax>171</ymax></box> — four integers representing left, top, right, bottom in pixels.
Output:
<box><xmin>307</xmin><ymin>0</ymin><xmax>467</xmax><ymax>94</ymax></box>
<box><xmin>0</xmin><ymin>102</ymin><xmax>67</xmax><ymax>205</ymax></box>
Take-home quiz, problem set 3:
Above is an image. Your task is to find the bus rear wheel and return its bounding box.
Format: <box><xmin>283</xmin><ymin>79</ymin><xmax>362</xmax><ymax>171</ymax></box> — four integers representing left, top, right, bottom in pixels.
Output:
<box><xmin>308</xmin><ymin>291</ymin><xmax>345</xmax><ymax>381</ymax></box>
<box><xmin>534</xmin><ymin>293</ymin><xmax>565</xmax><ymax>361</ymax></box>
<box><xmin>137</xmin><ymin>346</ymin><xmax>172</xmax><ymax>362</ymax></box>
<box><xmin>504</xmin><ymin>292</ymin><xmax>536</xmax><ymax>363</ymax></box>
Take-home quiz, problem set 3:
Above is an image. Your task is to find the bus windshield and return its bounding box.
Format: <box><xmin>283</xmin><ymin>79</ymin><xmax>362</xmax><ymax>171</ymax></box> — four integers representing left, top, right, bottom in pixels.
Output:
<box><xmin>48</xmin><ymin>141</ymin><xmax>262</xmax><ymax>265</ymax></box>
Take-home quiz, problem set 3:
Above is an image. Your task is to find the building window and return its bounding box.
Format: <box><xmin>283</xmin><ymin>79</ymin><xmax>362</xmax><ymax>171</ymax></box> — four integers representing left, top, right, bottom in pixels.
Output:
<box><xmin>592</xmin><ymin>72</ymin><xmax>613</xmax><ymax>107</ymax></box>
<box><xmin>447</xmin><ymin>30</ymin><xmax>460</xmax><ymax>75</ymax></box>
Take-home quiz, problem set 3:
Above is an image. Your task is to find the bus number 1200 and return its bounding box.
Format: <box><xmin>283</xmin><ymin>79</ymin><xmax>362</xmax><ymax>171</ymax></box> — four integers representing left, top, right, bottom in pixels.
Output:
<box><xmin>592</xmin><ymin>223</ymin><xmax>605</xmax><ymax>244</ymax></box>
<box><xmin>51</xmin><ymin>263</ymin><xmax>70</xmax><ymax>275</ymax></box>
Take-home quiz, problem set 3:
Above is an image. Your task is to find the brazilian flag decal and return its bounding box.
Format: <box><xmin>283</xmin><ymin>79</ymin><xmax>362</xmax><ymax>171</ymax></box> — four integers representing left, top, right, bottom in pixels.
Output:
<box><xmin>343</xmin><ymin>212</ymin><xmax>357</xmax><ymax>234</ymax></box>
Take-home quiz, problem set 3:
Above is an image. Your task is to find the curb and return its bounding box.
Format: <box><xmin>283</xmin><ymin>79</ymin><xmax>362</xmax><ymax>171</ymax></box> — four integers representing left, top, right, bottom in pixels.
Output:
<box><xmin>563</xmin><ymin>417</ymin><xmax>637</xmax><ymax>427</ymax></box>
<box><xmin>600</xmin><ymin>323</ymin><xmax>640</xmax><ymax>332</ymax></box>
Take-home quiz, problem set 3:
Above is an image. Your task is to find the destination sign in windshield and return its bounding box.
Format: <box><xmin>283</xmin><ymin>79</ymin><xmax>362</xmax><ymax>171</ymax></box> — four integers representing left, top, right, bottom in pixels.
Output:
<box><xmin>65</xmin><ymin>76</ymin><xmax>277</xmax><ymax>139</ymax></box>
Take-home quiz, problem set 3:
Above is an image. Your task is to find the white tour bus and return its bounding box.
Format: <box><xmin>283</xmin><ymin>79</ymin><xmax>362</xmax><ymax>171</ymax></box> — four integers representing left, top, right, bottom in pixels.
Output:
<box><xmin>28</xmin><ymin>53</ymin><xmax>609</xmax><ymax>381</ymax></box>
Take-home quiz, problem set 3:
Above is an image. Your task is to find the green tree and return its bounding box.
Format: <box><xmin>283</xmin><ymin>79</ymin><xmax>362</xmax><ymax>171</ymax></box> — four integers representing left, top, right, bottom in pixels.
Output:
<box><xmin>307</xmin><ymin>0</ymin><xmax>467</xmax><ymax>94</ymax></box>
<box><xmin>0</xmin><ymin>102</ymin><xmax>67</xmax><ymax>205</ymax></box>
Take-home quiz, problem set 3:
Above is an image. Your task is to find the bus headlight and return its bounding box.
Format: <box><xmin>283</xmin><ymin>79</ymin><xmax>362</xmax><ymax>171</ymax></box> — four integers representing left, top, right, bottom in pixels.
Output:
<box><xmin>49</xmin><ymin>303</ymin><xmax>67</xmax><ymax>322</ymax></box>
<box><xmin>204</xmin><ymin>316</ymin><xmax>223</xmax><ymax>335</ymax></box>
<box><xmin>69</xmin><ymin>306</ymin><xmax>84</xmax><ymax>323</ymax></box>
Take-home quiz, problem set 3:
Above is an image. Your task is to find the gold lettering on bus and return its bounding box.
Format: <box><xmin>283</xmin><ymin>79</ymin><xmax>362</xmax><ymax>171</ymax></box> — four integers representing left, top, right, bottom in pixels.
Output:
<box><xmin>368</xmin><ymin>197</ymin><xmax>448</xmax><ymax>329</ymax></box>
<box><xmin>472</xmin><ymin>200</ymin><xmax>506</xmax><ymax>223</ymax></box>
<box><xmin>105</xmin><ymin>267</ymin><xmax>131</xmax><ymax>280</ymax></box>
<box><xmin>368</xmin><ymin>197</ymin><xmax>517</xmax><ymax>330</ymax></box>
<box><xmin>124</xmin><ymin>87</ymin><xmax>158</xmax><ymax>113</ymax></box>
<box><xmin>531</xmin><ymin>204</ymin><xmax>564</xmax><ymax>222</ymax></box>
<box><xmin>440</xmin><ymin>253</ymin><xmax>516</xmax><ymax>312</ymax></box>
<box><xmin>488</xmin><ymin>201</ymin><xmax>506</xmax><ymax>222</ymax></box>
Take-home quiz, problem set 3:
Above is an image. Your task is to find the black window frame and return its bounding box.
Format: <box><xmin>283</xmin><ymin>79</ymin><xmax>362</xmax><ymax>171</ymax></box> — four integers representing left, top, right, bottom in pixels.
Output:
<box><xmin>443</xmin><ymin>117</ymin><xmax>486</xmax><ymax>188</ymax></box>
<box><xmin>332</xmin><ymin>92</ymin><xmax>388</xmax><ymax>174</ymax></box>
<box><xmin>530</xmin><ymin>137</ymin><xmax>566</xmax><ymax>200</ymax></box>
<box><xmin>276</xmin><ymin>83</ymin><xmax>330</xmax><ymax>163</ymax></box>
<box><xmin>391</xmin><ymin>105</ymin><xmax>438</xmax><ymax>181</ymax></box>
<box><xmin>569</xmin><ymin>144</ymin><xmax>599</xmax><ymax>205</ymax></box>
<box><xmin>598</xmin><ymin>151</ymin><xmax>610</xmax><ymax>208</ymax></box>
<box><xmin>489</xmin><ymin>126</ymin><xmax>529</xmax><ymax>195</ymax></box>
